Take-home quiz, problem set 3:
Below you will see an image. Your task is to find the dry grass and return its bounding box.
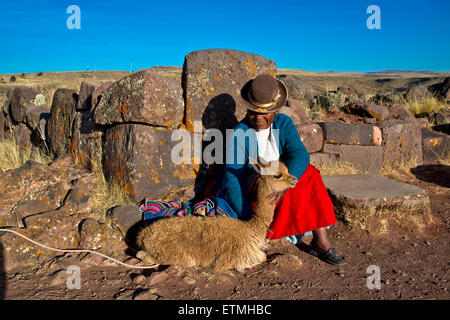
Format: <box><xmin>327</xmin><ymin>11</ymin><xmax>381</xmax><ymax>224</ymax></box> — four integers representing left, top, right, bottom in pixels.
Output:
<box><xmin>401</xmin><ymin>95</ymin><xmax>448</xmax><ymax>116</ymax></box>
<box><xmin>0</xmin><ymin>71</ymin><xmax>130</xmax><ymax>105</ymax></box>
<box><xmin>0</xmin><ymin>135</ymin><xmax>53</xmax><ymax>171</ymax></box>
<box><xmin>337</xmin><ymin>203</ymin><xmax>433</xmax><ymax>236</ymax></box>
<box><xmin>380</xmin><ymin>157</ymin><xmax>418</xmax><ymax>179</ymax></box>
<box><xmin>437</xmin><ymin>153</ymin><xmax>450</xmax><ymax>166</ymax></box>
<box><xmin>88</xmin><ymin>157</ymin><xmax>135</xmax><ymax>220</ymax></box>
<box><xmin>314</xmin><ymin>160</ymin><xmax>361</xmax><ymax>176</ymax></box>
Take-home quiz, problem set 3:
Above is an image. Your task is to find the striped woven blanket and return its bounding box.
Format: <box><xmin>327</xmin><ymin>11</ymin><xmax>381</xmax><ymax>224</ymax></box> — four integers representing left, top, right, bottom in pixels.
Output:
<box><xmin>139</xmin><ymin>196</ymin><xmax>240</xmax><ymax>222</ymax></box>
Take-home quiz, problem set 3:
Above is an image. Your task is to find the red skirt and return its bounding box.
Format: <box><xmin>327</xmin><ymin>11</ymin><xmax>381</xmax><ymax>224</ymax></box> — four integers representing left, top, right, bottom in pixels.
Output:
<box><xmin>264</xmin><ymin>164</ymin><xmax>337</xmax><ymax>240</ymax></box>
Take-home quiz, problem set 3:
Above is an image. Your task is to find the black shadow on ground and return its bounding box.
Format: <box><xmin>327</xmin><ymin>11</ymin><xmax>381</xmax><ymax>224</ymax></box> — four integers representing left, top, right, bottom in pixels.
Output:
<box><xmin>410</xmin><ymin>164</ymin><xmax>450</xmax><ymax>188</ymax></box>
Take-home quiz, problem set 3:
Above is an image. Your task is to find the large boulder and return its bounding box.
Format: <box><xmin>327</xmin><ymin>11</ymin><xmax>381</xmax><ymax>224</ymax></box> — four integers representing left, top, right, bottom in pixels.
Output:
<box><xmin>47</xmin><ymin>88</ymin><xmax>78</xmax><ymax>157</ymax></box>
<box><xmin>9</xmin><ymin>87</ymin><xmax>46</xmax><ymax>123</ymax></box>
<box><xmin>70</xmin><ymin>111</ymin><xmax>103</xmax><ymax>170</ymax></box>
<box><xmin>94</xmin><ymin>70</ymin><xmax>183</xmax><ymax>128</ymax></box>
<box><xmin>102</xmin><ymin>124</ymin><xmax>196</xmax><ymax>202</ymax></box>
<box><xmin>378</xmin><ymin>119</ymin><xmax>423</xmax><ymax>166</ymax></box>
<box><xmin>182</xmin><ymin>49</ymin><xmax>277</xmax><ymax>132</ymax></box>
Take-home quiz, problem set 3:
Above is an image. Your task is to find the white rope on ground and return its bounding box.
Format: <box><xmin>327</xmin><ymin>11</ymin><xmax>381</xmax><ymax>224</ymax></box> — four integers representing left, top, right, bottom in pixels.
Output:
<box><xmin>0</xmin><ymin>228</ymin><xmax>159</xmax><ymax>270</ymax></box>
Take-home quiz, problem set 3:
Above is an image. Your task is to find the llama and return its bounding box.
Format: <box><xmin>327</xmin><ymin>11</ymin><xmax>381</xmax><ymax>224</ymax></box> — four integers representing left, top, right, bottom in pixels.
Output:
<box><xmin>136</xmin><ymin>159</ymin><xmax>298</xmax><ymax>272</ymax></box>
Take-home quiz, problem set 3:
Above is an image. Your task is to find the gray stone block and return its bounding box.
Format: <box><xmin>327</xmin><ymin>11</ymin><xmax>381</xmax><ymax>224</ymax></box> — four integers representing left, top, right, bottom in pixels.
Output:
<box><xmin>322</xmin><ymin>144</ymin><xmax>383</xmax><ymax>174</ymax></box>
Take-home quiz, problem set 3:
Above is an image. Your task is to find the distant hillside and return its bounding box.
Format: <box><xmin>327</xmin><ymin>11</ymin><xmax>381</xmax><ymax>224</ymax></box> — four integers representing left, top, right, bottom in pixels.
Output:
<box><xmin>366</xmin><ymin>69</ymin><xmax>437</xmax><ymax>75</ymax></box>
<box><xmin>1</xmin><ymin>67</ymin><xmax>449</xmax><ymax>105</ymax></box>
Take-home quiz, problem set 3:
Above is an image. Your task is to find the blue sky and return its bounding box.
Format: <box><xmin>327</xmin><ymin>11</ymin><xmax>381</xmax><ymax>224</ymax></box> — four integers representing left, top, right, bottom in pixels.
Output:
<box><xmin>0</xmin><ymin>0</ymin><xmax>449</xmax><ymax>73</ymax></box>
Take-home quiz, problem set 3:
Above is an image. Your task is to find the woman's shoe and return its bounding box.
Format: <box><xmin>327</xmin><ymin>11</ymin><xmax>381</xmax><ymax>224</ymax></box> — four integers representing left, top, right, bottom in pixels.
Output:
<box><xmin>306</xmin><ymin>240</ymin><xmax>347</xmax><ymax>266</ymax></box>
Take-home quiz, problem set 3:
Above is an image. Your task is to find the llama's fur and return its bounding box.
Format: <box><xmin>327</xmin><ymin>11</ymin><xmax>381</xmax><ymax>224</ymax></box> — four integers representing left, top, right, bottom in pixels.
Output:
<box><xmin>136</xmin><ymin>160</ymin><xmax>297</xmax><ymax>272</ymax></box>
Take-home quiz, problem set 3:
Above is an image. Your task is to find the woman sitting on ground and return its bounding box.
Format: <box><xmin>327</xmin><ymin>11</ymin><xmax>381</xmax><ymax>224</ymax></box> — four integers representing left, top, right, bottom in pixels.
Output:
<box><xmin>219</xmin><ymin>74</ymin><xmax>346</xmax><ymax>266</ymax></box>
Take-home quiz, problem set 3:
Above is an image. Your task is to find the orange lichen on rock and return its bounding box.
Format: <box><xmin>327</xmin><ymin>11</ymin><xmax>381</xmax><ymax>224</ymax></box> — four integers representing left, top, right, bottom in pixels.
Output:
<box><xmin>35</xmin><ymin>250</ymin><xmax>46</xmax><ymax>257</ymax></box>
<box><xmin>269</xmin><ymin>68</ymin><xmax>276</xmax><ymax>77</ymax></box>
<box><xmin>216</xmin><ymin>75</ymin><xmax>221</xmax><ymax>83</ymax></box>
<box><xmin>120</xmin><ymin>102</ymin><xmax>127</xmax><ymax>118</ymax></box>
<box><xmin>245</xmin><ymin>59</ymin><xmax>257</xmax><ymax>79</ymax></box>
<box><xmin>432</xmin><ymin>138</ymin><xmax>439</xmax><ymax>147</ymax></box>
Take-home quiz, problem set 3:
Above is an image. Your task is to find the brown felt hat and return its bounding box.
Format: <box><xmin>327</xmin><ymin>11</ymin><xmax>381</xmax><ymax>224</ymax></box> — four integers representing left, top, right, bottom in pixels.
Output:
<box><xmin>241</xmin><ymin>74</ymin><xmax>288</xmax><ymax>113</ymax></box>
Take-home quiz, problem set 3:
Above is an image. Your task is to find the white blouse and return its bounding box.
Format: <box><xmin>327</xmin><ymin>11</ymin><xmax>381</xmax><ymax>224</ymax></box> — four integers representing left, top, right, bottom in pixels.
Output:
<box><xmin>255</xmin><ymin>124</ymin><xmax>280</xmax><ymax>162</ymax></box>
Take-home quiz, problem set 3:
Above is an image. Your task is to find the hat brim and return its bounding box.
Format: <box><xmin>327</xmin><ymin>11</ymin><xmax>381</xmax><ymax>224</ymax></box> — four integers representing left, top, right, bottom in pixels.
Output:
<box><xmin>241</xmin><ymin>77</ymin><xmax>288</xmax><ymax>113</ymax></box>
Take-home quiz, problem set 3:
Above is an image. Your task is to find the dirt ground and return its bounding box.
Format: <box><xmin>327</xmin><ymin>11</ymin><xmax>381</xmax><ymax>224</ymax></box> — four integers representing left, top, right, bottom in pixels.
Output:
<box><xmin>1</xmin><ymin>168</ymin><xmax>448</xmax><ymax>301</ymax></box>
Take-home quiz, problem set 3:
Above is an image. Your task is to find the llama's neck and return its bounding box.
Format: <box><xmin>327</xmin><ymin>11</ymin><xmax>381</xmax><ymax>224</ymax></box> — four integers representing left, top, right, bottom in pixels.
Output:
<box><xmin>249</xmin><ymin>180</ymin><xmax>278</xmax><ymax>235</ymax></box>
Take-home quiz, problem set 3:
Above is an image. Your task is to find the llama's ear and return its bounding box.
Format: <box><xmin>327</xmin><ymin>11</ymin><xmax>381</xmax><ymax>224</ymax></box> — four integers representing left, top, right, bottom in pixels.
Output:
<box><xmin>249</xmin><ymin>156</ymin><xmax>261</xmax><ymax>174</ymax></box>
<box><xmin>257</xmin><ymin>156</ymin><xmax>269</xmax><ymax>168</ymax></box>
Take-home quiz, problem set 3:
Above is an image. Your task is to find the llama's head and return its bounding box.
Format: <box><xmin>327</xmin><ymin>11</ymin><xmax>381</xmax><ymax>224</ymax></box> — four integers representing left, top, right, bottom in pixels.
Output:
<box><xmin>250</xmin><ymin>157</ymin><xmax>298</xmax><ymax>195</ymax></box>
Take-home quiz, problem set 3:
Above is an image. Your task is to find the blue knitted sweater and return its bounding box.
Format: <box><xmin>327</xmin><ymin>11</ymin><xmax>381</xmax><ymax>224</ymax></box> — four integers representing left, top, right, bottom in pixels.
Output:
<box><xmin>219</xmin><ymin>113</ymin><xmax>310</xmax><ymax>219</ymax></box>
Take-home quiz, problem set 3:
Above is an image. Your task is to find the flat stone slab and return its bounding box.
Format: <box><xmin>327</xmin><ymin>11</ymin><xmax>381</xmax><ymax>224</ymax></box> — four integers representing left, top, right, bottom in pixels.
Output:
<box><xmin>323</xmin><ymin>174</ymin><xmax>429</xmax><ymax>208</ymax></box>
<box><xmin>322</xmin><ymin>174</ymin><xmax>432</xmax><ymax>234</ymax></box>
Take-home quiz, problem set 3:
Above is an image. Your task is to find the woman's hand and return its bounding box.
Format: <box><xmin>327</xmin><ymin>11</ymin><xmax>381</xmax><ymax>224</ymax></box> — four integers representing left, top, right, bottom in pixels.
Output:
<box><xmin>266</xmin><ymin>190</ymin><xmax>288</xmax><ymax>205</ymax></box>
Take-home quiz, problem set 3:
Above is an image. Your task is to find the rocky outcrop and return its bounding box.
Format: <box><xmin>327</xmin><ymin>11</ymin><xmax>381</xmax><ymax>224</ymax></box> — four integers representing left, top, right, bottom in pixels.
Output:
<box><xmin>0</xmin><ymin>157</ymin><xmax>128</xmax><ymax>272</ymax></box>
<box><xmin>102</xmin><ymin>124</ymin><xmax>196</xmax><ymax>202</ymax></box>
<box><xmin>182</xmin><ymin>49</ymin><xmax>277</xmax><ymax>132</ymax></box>
<box><xmin>93</xmin><ymin>70</ymin><xmax>183</xmax><ymax>128</ymax></box>
<box><xmin>429</xmin><ymin>77</ymin><xmax>450</xmax><ymax>103</ymax></box>
<box><xmin>47</xmin><ymin>88</ymin><xmax>78</xmax><ymax>157</ymax></box>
